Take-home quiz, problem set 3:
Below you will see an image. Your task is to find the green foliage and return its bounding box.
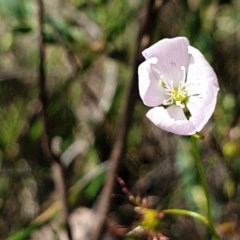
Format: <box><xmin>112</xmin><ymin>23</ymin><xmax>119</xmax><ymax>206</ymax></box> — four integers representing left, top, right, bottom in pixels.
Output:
<box><xmin>80</xmin><ymin>165</ymin><xmax>106</xmax><ymax>200</ymax></box>
<box><xmin>6</xmin><ymin>225</ymin><xmax>37</xmax><ymax>240</ymax></box>
<box><xmin>0</xmin><ymin>0</ymin><xmax>33</xmax><ymax>33</ymax></box>
<box><xmin>0</xmin><ymin>102</ymin><xmax>26</xmax><ymax>156</ymax></box>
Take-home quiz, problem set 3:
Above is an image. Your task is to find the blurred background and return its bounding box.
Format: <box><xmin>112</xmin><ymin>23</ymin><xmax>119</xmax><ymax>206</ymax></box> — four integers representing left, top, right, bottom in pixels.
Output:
<box><xmin>0</xmin><ymin>0</ymin><xmax>240</xmax><ymax>239</ymax></box>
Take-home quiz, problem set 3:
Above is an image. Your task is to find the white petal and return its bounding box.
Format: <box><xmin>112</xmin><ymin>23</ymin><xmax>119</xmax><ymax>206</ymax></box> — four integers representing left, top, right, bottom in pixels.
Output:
<box><xmin>187</xmin><ymin>46</ymin><xmax>219</xmax><ymax>131</ymax></box>
<box><xmin>138</xmin><ymin>57</ymin><xmax>166</xmax><ymax>107</ymax></box>
<box><xmin>167</xmin><ymin>105</ymin><xmax>187</xmax><ymax>120</ymax></box>
<box><xmin>146</xmin><ymin>106</ymin><xmax>197</xmax><ymax>135</ymax></box>
<box><xmin>142</xmin><ymin>37</ymin><xmax>191</xmax><ymax>87</ymax></box>
<box><xmin>187</xmin><ymin>46</ymin><xmax>219</xmax><ymax>88</ymax></box>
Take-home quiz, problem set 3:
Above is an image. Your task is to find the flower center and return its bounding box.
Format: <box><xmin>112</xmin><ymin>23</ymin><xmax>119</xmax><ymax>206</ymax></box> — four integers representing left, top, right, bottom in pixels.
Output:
<box><xmin>159</xmin><ymin>66</ymin><xmax>188</xmax><ymax>108</ymax></box>
<box><xmin>172</xmin><ymin>86</ymin><xmax>188</xmax><ymax>103</ymax></box>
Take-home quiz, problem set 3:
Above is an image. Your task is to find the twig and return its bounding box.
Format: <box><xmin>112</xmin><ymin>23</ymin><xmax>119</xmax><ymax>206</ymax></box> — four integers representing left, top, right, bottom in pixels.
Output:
<box><xmin>91</xmin><ymin>1</ymin><xmax>164</xmax><ymax>239</ymax></box>
<box><xmin>36</xmin><ymin>0</ymin><xmax>72</xmax><ymax>239</ymax></box>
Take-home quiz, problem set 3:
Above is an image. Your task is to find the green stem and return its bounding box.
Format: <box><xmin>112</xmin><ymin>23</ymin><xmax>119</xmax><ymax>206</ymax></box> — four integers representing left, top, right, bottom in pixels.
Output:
<box><xmin>190</xmin><ymin>135</ymin><xmax>220</xmax><ymax>240</ymax></box>
<box><xmin>191</xmin><ymin>136</ymin><xmax>211</xmax><ymax>217</ymax></box>
<box><xmin>163</xmin><ymin>208</ymin><xmax>209</xmax><ymax>225</ymax></box>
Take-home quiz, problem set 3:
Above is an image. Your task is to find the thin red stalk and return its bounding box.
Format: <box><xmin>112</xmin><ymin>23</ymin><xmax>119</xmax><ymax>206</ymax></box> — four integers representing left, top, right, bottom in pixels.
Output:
<box><xmin>36</xmin><ymin>0</ymin><xmax>72</xmax><ymax>239</ymax></box>
<box><xmin>91</xmin><ymin>1</ymin><xmax>164</xmax><ymax>239</ymax></box>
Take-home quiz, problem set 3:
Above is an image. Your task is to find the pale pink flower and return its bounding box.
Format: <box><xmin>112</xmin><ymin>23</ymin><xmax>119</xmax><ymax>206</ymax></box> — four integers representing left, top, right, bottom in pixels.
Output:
<box><xmin>138</xmin><ymin>37</ymin><xmax>219</xmax><ymax>135</ymax></box>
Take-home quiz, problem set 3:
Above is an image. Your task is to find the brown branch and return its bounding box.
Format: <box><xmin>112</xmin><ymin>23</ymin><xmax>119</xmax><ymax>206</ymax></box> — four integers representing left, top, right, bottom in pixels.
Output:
<box><xmin>91</xmin><ymin>1</ymin><xmax>164</xmax><ymax>239</ymax></box>
<box><xmin>36</xmin><ymin>0</ymin><xmax>72</xmax><ymax>239</ymax></box>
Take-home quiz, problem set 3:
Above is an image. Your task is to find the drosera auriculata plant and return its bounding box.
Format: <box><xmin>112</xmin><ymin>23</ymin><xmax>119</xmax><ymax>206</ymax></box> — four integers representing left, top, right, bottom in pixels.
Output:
<box><xmin>137</xmin><ymin>37</ymin><xmax>220</xmax><ymax>239</ymax></box>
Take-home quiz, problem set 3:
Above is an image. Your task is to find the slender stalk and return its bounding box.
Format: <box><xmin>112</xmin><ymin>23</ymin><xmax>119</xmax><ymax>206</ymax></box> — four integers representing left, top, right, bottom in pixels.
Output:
<box><xmin>91</xmin><ymin>1</ymin><xmax>163</xmax><ymax>239</ymax></box>
<box><xmin>36</xmin><ymin>1</ymin><xmax>72</xmax><ymax>239</ymax></box>
<box><xmin>191</xmin><ymin>136</ymin><xmax>211</xmax><ymax>217</ymax></box>
<box><xmin>163</xmin><ymin>209</ymin><xmax>209</xmax><ymax>225</ymax></box>
<box><xmin>190</xmin><ymin>136</ymin><xmax>220</xmax><ymax>240</ymax></box>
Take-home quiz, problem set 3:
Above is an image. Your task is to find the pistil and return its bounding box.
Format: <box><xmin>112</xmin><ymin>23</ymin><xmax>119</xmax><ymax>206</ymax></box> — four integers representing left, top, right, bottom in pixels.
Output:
<box><xmin>159</xmin><ymin>66</ymin><xmax>188</xmax><ymax>108</ymax></box>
